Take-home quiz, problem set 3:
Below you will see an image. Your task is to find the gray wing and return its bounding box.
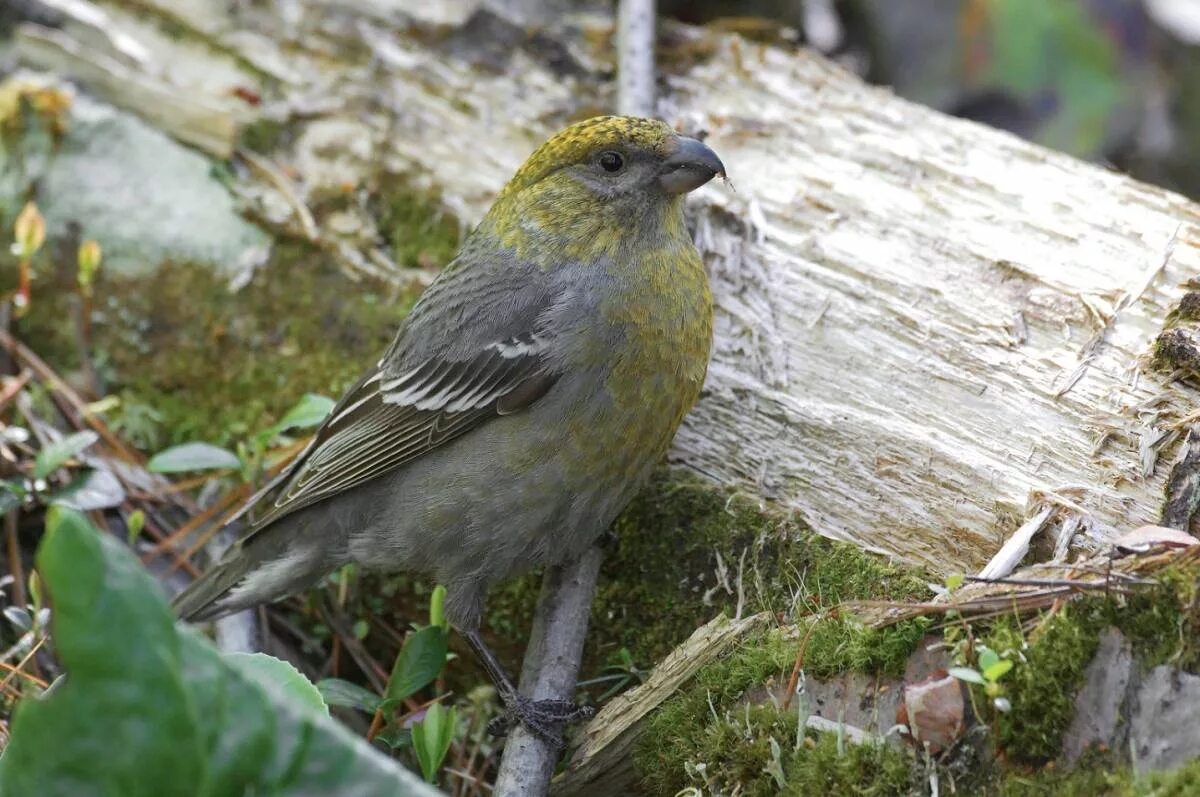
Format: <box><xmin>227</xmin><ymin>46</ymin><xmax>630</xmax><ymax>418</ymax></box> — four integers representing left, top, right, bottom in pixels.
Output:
<box><xmin>236</xmin><ymin>257</ymin><xmax>564</xmax><ymax>533</ymax></box>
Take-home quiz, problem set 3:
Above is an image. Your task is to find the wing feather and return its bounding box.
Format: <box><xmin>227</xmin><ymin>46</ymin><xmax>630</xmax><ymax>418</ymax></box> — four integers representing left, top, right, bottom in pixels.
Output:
<box><xmin>240</xmin><ymin>336</ymin><xmax>556</xmax><ymax>532</ymax></box>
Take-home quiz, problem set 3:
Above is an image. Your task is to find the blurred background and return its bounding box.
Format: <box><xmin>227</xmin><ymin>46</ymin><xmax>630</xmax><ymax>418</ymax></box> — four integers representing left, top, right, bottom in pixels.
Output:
<box><xmin>664</xmin><ymin>0</ymin><xmax>1200</xmax><ymax>200</ymax></box>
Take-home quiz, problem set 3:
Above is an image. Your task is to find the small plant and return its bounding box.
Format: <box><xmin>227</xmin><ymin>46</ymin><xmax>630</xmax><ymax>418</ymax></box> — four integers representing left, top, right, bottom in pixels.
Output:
<box><xmin>949</xmin><ymin>644</ymin><xmax>1014</xmax><ymax>712</ymax></box>
<box><xmin>411</xmin><ymin>702</ymin><xmax>457</xmax><ymax>783</ymax></box>
<box><xmin>145</xmin><ymin>392</ymin><xmax>336</xmax><ymax>486</ymax></box>
<box><xmin>317</xmin><ymin>585</ymin><xmax>459</xmax><ymax>782</ymax></box>
<box><xmin>10</xmin><ymin>202</ymin><xmax>45</xmax><ymax>318</ymax></box>
<box><xmin>579</xmin><ymin>646</ymin><xmax>648</xmax><ymax>701</ymax></box>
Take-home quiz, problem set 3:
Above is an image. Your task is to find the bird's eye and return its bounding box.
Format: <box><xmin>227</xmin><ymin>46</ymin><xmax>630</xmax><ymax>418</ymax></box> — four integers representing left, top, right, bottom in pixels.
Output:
<box><xmin>598</xmin><ymin>151</ymin><xmax>624</xmax><ymax>172</ymax></box>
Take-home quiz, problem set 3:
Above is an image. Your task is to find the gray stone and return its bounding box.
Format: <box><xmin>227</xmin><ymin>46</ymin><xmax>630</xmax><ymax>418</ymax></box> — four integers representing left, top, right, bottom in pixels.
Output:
<box><xmin>2</xmin><ymin>88</ymin><xmax>269</xmax><ymax>278</ymax></box>
<box><xmin>1131</xmin><ymin>665</ymin><xmax>1200</xmax><ymax>774</ymax></box>
<box><xmin>1063</xmin><ymin>627</ymin><xmax>1134</xmax><ymax>764</ymax></box>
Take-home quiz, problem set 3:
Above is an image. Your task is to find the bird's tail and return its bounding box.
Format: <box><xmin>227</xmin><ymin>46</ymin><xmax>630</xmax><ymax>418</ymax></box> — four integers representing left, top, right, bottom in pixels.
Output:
<box><xmin>170</xmin><ymin>542</ymin><xmax>258</xmax><ymax>622</ymax></box>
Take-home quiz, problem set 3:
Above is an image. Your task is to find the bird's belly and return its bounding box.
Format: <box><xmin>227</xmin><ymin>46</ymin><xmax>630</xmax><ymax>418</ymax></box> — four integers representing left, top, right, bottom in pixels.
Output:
<box><xmin>344</xmin><ymin>370</ymin><xmax>692</xmax><ymax>588</ymax></box>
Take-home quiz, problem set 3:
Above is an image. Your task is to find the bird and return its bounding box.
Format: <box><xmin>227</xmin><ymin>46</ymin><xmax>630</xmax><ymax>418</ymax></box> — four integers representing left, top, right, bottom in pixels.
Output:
<box><xmin>172</xmin><ymin>115</ymin><xmax>724</xmax><ymax>739</ymax></box>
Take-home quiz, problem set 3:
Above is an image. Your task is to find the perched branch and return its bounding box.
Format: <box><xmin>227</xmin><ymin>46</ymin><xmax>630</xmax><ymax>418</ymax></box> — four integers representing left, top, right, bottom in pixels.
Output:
<box><xmin>494</xmin><ymin>2</ymin><xmax>658</xmax><ymax>795</ymax></box>
<box><xmin>617</xmin><ymin>0</ymin><xmax>656</xmax><ymax>118</ymax></box>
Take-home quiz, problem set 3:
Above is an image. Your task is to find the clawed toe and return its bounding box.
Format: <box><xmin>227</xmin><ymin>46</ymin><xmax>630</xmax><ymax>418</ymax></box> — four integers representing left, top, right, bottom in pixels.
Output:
<box><xmin>488</xmin><ymin>694</ymin><xmax>595</xmax><ymax>744</ymax></box>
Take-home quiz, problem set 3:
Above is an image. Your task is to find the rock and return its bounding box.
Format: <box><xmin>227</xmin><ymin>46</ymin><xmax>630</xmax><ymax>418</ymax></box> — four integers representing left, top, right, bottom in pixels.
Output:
<box><xmin>804</xmin><ymin>670</ymin><xmax>902</xmax><ymax>736</ymax></box>
<box><xmin>1</xmin><ymin>82</ymin><xmax>269</xmax><ymax>279</ymax></box>
<box><xmin>1131</xmin><ymin>665</ymin><xmax>1200</xmax><ymax>774</ymax></box>
<box><xmin>899</xmin><ymin>670</ymin><xmax>965</xmax><ymax>753</ymax></box>
<box><xmin>1063</xmin><ymin>627</ymin><xmax>1134</xmax><ymax>764</ymax></box>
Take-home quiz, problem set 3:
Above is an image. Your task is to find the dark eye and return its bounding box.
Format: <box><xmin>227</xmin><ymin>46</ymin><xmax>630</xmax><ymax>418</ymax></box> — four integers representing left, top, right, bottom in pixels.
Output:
<box><xmin>598</xmin><ymin>151</ymin><xmax>624</xmax><ymax>172</ymax></box>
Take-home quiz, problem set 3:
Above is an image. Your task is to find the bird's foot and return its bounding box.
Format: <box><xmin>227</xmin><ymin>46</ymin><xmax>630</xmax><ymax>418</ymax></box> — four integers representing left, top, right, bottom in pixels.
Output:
<box><xmin>487</xmin><ymin>693</ymin><xmax>595</xmax><ymax>746</ymax></box>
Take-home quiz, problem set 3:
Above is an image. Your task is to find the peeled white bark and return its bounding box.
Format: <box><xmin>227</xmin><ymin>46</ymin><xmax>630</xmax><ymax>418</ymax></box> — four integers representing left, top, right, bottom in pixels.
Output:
<box><xmin>664</xmin><ymin>43</ymin><xmax>1200</xmax><ymax>572</ymax></box>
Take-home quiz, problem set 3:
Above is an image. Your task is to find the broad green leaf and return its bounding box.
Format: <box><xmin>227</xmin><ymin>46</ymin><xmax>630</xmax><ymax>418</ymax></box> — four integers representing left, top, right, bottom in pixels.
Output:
<box><xmin>983</xmin><ymin>659</ymin><xmax>1014</xmax><ymax>682</ymax></box>
<box><xmin>411</xmin><ymin>704</ymin><xmax>456</xmax><ymax>783</ymax></box>
<box><xmin>225</xmin><ymin>653</ymin><xmax>328</xmax><ymax>715</ymax></box>
<box><xmin>272</xmin><ymin>394</ymin><xmax>335</xmax><ymax>435</ymax></box>
<box><xmin>0</xmin><ymin>508</ymin><xmax>442</xmax><ymax>797</ymax></box>
<box><xmin>147</xmin><ymin>442</ymin><xmax>240</xmax><ymax>474</ymax></box>
<box><xmin>385</xmin><ymin>626</ymin><xmax>449</xmax><ymax>705</ymax></box>
<box><xmin>947</xmin><ymin>667</ymin><xmax>986</xmax><ymax>686</ymax></box>
<box><xmin>944</xmin><ymin>573</ymin><xmax>964</xmax><ymax>591</ymax></box>
<box><xmin>33</xmin><ymin>431</ymin><xmax>98</xmax><ymax>479</ymax></box>
<box><xmin>316</xmin><ymin>678</ymin><xmax>382</xmax><ymax>713</ymax></box>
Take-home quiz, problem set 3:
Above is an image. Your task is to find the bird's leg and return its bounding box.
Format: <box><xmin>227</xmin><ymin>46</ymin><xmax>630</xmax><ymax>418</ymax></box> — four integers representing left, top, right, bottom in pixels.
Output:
<box><xmin>463</xmin><ymin>629</ymin><xmax>594</xmax><ymax>746</ymax></box>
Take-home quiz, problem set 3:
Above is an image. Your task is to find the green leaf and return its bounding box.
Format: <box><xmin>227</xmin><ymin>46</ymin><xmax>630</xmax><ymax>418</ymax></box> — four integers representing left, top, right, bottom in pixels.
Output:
<box><xmin>944</xmin><ymin>573</ymin><xmax>964</xmax><ymax>591</ymax></box>
<box><xmin>429</xmin><ymin>585</ymin><xmax>448</xmax><ymax>631</ymax></box>
<box><xmin>948</xmin><ymin>667</ymin><xmax>986</xmax><ymax>686</ymax></box>
<box><xmin>411</xmin><ymin>704</ymin><xmax>456</xmax><ymax>783</ymax></box>
<box><xmin>126</xmin><ymin>509</ymin><xmax>146</xmax><ymax>545</ymax></box>
<box><xmin>33</xmin><ymin>431</ymin><xmax>98</xmax><ymax>479</ymax></box>
<box><xmin>146</xmin><ymin>442</ymin><xmax>240</xmax><ymax>473</ymax></box>
<box><xmin>385</xmin><ymin>625</ymin><xmax>449</xmax><ymax>705</ymax></box>
<box><xmin>983</xmin><ymin>658</ymin><xmax>1014</xmax><ymax>682</ymax></box>
<box><xmin>0</xmin><ymin>507</ymin><xmax>442</xmax><ymax>797</ymax></box>
<box><xmin>977</xmin><ymin>646</ymin><xmax>1000</xmax><ymax>674</ymax></box>
<box><xmin>375</xmin><ymin>724</ymin><xmax>414</xmax><ymax>751</ymax></box>
<box><xmin>225</xmin><ymin>652</ymin><xmax>328</xmax><ymax>715</ymax></box>
<box><xmin>316</xmin><ymin>678</ymin><xmax>382</xmax><ymax>713</ymax></box>
<box><xmin>274</xmin><ymin>394</ymin><xmax>335</xmax><ymax>434</ymax></box>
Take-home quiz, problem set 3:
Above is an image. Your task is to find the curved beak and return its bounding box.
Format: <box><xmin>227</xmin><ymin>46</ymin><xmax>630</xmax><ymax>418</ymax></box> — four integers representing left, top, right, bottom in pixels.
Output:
<box><xmin>659</xmin><ymin>135</ymin><xmax>726</xmax><ymax>195</ymax></box>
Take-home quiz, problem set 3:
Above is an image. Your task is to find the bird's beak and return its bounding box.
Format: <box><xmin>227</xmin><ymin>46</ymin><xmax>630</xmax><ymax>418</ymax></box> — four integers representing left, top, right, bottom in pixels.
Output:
<box><xmin>659</xmin><ymin>136</ymin><xmax>726</xmax><ymax>195</ymax></box>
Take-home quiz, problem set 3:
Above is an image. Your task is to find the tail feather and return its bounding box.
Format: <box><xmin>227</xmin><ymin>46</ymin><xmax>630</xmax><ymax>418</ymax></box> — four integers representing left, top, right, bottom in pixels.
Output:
<box><xmin>172</xmin><ymin>516</ymin><xmax>334</xmax><ymax>622</ymax></box>
<box><xmin>171</xmin><ymin>544</ymin><xmax>257</xmax><ymax>622</ymax></box>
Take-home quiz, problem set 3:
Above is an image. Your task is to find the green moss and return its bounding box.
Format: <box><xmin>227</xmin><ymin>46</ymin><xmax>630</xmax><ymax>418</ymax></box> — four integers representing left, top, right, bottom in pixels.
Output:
<box><xmin>995</xmin><ymin>763</ymin><xmax>1131</xmax><ymax>796</ymax></box>
<box><xmin>980</xmin><ymin>607</ymin><xmax>1102</xmax><ymax>763</ymax></box>
<box><xmin>637</xmin><ymin>611</ymin><xmax>931</xmax><ymax>795</ymax></box>
<box><xmin>636</xmin><ymin>628</ymin><xmax>917</xmax><ymax>795</ymax></box>
<box><xmin>239</xmin><ymin>116</ymin><xmax>288</xmax><ymax>154</ymax></box>
<box><xmin>373</xmin><ymin>186</ymin><xmax>461</xmax><ymax>270</ymax></box>
<box><xmin>19</xmin><ymin>242</ymin><xmax>421</xmax><ymax>448</ymax></box>
<box><xmin>963</xmin><ymin>565</ymin><xmax>1200</xmax><ymax>765</ymax></box>
<box><xmin>483</xmin><ymin>470</ymin><xmax>932</xmax><ymax>678</ymax></box>
<box><xmin>1141</xmin><ymin>756</ymin><xmax>1200</xmax><ymax>795</ymax></box>
<box><xmin>1152</xmin><ymin>328</ymin><xmax>1200</xmax><ymax>377</ymax></box>
<box><xmin>803</xmin><ymin>616</ymin><xmax>932</xmax><ymax>679</ymax></box>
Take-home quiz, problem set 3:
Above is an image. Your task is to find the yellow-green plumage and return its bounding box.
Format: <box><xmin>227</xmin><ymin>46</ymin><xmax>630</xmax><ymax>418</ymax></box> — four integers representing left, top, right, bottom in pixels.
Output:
<box><xmin>172</xmin><ymin>115</ymin><xmax>722</xmax><ymax>653</ymax></box>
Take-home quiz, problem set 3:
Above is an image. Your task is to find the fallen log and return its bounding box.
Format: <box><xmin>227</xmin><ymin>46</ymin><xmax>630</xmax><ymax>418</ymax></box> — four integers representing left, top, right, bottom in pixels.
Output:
<box><xmin>17</xmin><ymin>1</ymin><xmax>1198</xmax><ymax>572</ymax></box>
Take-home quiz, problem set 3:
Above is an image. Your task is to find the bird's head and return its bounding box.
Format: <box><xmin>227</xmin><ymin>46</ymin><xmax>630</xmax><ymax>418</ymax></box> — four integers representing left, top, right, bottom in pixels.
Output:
<box><xmin>484</xmin><ymin>116</ymin><xmax>725</xmax><ymax>260</ymax></box>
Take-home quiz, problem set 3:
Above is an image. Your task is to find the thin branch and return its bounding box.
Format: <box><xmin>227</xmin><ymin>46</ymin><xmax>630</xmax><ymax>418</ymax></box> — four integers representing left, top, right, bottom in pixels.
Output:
<box><xmin>492</xmin><ymin>2</ymin><xmax>658</xmax><ymax>794</ymax></box>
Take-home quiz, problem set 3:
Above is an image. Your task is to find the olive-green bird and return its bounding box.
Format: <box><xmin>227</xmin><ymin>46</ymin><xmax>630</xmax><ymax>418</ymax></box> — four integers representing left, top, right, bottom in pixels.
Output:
<box><xmin>173</xmin><ymin>116</ymin><xmax>723</xmax><ymax>737</ymax></box>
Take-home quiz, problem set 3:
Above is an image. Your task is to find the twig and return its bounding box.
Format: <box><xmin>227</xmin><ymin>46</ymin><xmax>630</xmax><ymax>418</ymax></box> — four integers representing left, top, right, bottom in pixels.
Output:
<box><xmin>976</xmin><ymin>507</ymin><xmax>1054</xmax><ymax>580</ymax></box>
<box><xmin>491</xmin><ymin>549</ymin><xmax>605</xmax><ymax>796</ymax></box>
<box><xmin>617</xmin><ymin>0</ymin><xmax>656</xmax><ymax>117</ymax></box>
<box><xmin>238</xmin><ymin>148</ymin><xmax>319</xmax><ymax>242</ymax></box>
<box><xmin>5</xmin><ymin>512</ymin><xmax>26</xmax><ymax>610</ymax></box>
<box><xmin>0</xmin><ymin>329</ymin><xmax>141</xmax><ymax>464</ymax></box>
<box><xmin>493</xmin><ymin>3</ymin><xmax>657</xmax><ymax>794</ymax></box>
<box><xmin>964</xmin><ymin>574</ymin><xmax>1131</xmax><ymax>590</ymax></box>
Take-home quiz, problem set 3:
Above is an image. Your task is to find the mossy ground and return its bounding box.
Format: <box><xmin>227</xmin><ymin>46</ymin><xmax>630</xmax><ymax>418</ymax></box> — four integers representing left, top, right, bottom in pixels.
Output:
<box><xmin>636</xmin><ymin>555</ymin><xmax>1200</xmax><ymax>796</ymax></box>
<box><xmin>16</xmin><ymin>186</ymin><xmax>456</xmax><ymax>449</ymax></box>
